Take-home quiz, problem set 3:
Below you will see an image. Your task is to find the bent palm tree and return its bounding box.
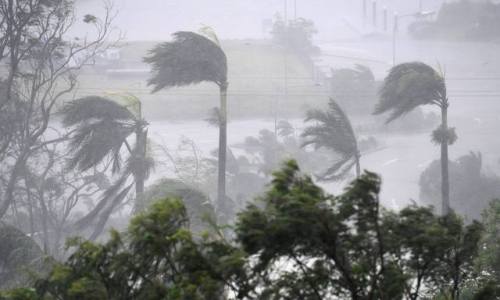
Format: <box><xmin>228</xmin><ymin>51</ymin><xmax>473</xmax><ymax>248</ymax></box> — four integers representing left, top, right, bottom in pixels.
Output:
<box><xmin>144</xmin><ymin>31</ymin><xmax>228</xmax><ymax>212</ymax></box>
<box><xmin>61</xmin><ymin>96</ymin><xmax>153</xmax><ymax>239</ymax></box>
<box><xmin>301</xmin><ymin>98</ymin><xmax>361</xmax><ymax>181</ymax></box>
<box><xmin>374</xmin><ymin>62</ymin><xmax>455</xmax><ymax>215</ymax></box>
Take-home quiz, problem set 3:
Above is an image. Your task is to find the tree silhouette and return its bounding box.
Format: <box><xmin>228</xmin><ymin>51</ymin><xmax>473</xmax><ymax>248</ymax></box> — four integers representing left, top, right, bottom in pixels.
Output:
<box><xmin>375</xmin><ymin>62</ymin><xmax>455</xmax><ymax>215</ymax></box>
<box><xmin>302</xmin><ymin>98</ymin><xmax>361</xmax><ymax>181</ymax></box>
<box><xmin>144</xmin><ymin>31</ymin><xmax>229</xmax><ymax>214</ymax></box>
<box><xmin>61</xmin><ymin>96</ymin><xmax>153</xmax><ymax>239</ymax></box>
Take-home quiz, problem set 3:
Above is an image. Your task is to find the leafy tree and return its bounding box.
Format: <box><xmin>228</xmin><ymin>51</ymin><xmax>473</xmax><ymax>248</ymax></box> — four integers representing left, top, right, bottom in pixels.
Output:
<box><xmin>271</xmin><ymin>15</ymin><xmax>319</xmax><ymax>57</ymax></box>
<box><xmin>419</xmin><ymin>152</ymin><xmax>500</xmax><ymax>220</ymax></box>
<box><xmin>61</xmin><ymin>96</ymin><xmax>153</xmax><ymax>240</ymax></box>
<box><xmin>0</xmin><ymin>161</ymin><xmax>487</xmax><ymax>299</ymax></box>
<box><xmin>236</xmin><ymin>161</ymin><xmax>484</xmax><ymax>299</ymax></box>
<box><xmin>0</xmin><ymin>0</ymin><xmax>115</xmax><ymax>219</ymax></box>
<box><xmin>144</xmin><ymin>30</ymin><xmax>229</xmax><ymax>215</ymax></box>
<box><xmin>134</xmin><ymin>178</ymin><xmax>216</xmax><ymax>235</ymax></box>
<box><xmin>2</xmin><ymin>198</ymin><xmax>247</xmax><ymax>300</ymax></box>
<box><xmin>476</xmin><ymin>199</ymin><xmax>500</xmax><ymax>284</ymax></box>
<box><xmin>375</xmin><ymin>62</ymin><xmax>455</xmax><ymax>215</ymax></box>
<box><xmin>0</xmin><ymin>223</ymin><xmax>49</xmax><ymax>289</ymax></box>
<box><xmin>302</xmin><ymin>98</ymin><xmax>361</xmax><ymax>180</ymax></box>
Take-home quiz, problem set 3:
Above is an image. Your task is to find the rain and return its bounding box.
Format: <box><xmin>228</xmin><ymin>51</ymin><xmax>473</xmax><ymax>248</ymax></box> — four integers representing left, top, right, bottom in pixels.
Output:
<box><xmin>1</xmin><ymin>0</ymin><xmax>500</xmax><ymax>298</ymax></box>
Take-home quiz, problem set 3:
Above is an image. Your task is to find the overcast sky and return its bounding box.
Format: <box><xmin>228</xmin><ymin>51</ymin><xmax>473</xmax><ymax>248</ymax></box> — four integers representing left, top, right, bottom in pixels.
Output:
<box><xmin>75</xmin><ymin>0</ymin><xmax>444</xmax><ymax>41</ymax></box>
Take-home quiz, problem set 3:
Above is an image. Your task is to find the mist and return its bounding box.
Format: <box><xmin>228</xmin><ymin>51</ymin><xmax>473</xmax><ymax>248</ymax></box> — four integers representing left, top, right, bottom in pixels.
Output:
<box><xmin>1</xmin><ymin>0</ymin><xmax>500</xmax><ymax>298</ymax></box>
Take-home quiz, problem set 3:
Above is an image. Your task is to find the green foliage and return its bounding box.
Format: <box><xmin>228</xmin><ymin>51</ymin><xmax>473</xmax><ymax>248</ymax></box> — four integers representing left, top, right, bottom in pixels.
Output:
<box><xmin>375</xmin><ymin>62</ymin><xmax>446</xmax><ymax>123</ymax></box>
<box><xmin>144</xmin><ymin>31</ymin><xmax>228</xmax><ymax>92</ymax></box>
<box><xmin>134</xmin><ymin>178</ymin><xmax>216</xmax><ymax>234</ymax></box>
<box><xmin>235</xmin><ymin>160</ymin><xmax>483</xmax><ymax>299</ymax></box>
<box><xmin>476</xmin><ymin>199</ymin><xmax>500</xmax><ymax>283</ymax></box>
<box><xmin>302</xmin><ymin>98</ymin><xmax>360</xmax><ymax>180</ymax></box>
<box><xmin>1</xmin><ymin>161</ymin><xmax>492</xmax><ymax>299</ymax></box>
<box><xmin>11</xmin><ymin>198</ymin><xmax>245</xmax><ymax>300</ymax></box>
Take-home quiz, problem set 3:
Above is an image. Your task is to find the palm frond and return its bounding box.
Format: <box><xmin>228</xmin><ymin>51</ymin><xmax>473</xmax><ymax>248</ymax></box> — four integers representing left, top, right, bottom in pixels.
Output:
<box><xmin>89</xmin><ymin>183</ymin><xmax>134</xmax><ymax>240</ymax></box>
<box><xmin>374</xmin><ymin>62</ymin><xmax>446</xmax><ymax>123</ymax></box>
<box><xmin>316</xmin><ymin>157</ymin><xmax>357</xmax><ymax>182</ymax></box>
<box><xmin>66</xmin><ymin>119</ymin><xmax>135</xmax><ymax>173</ymax></box>
<box><xmin>144</xmin><ymin>31</ymin><xmax>228</xmax><ymax>92</ymax></box>
<box><xmin>73</xmin><ymin>173</ymin><xmax>132</xmax><ymax>230</ymax></box>
<box><xmin>205</xmin><ymin>107</ymin><xmax>221</xmax><ymax>127</ymax></box>
<box><xmin>302</xmin><ymin>98</ymin><xmax>358</xmax><ymax>157</ymax></box>
<box><xmin>60</xmin><ymin>96</ymin><xmax>136</xmax><ymax>127</ymax></box>
<box><xmin>126</xmin><ymin>153</ymin><xmax>155</xmax><ymax>181</ymax></box>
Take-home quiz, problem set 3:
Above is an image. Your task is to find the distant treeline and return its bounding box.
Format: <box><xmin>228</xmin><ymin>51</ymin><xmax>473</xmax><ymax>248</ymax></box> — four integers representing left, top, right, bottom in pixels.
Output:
<box><xmin>410</xmin><ymin>0</ymin><xmax>500</xmax><ymax>41</ymax></box>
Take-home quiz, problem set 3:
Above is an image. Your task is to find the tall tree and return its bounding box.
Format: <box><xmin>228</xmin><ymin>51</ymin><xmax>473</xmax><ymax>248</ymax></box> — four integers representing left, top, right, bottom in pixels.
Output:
<box><xmin>0</xmin><ymin>0</ymin><xmax>116</xmax><ymax>219</ymax></box>
<box><xmin>144</xmin><ymin>30</ymin><xmax>229</xmax><ymax>214</ymax></box>
<box><xmin>374</xmin><ymin>62</ymin><xmax>455</xmax><ymax>215</ymax></box>
<box><xmin>301</xmin><ymin>98</ymin><xmax>361</xmax><ymax>180</ymax></box>
<box><xmin>61</xmin><ymin>96</ymin><xmax>153</xmax><ymax>239</ymax></box>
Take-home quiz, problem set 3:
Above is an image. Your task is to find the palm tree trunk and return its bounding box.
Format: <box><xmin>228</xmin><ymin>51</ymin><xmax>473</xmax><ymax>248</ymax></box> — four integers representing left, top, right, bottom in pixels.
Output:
<box><xmin>217</xmin><ymin>83</ymin><xmax>228</xmax><ymax>213</ymax></box>
<box><xmin>441</xmin><ymin>104</ymin><xmax>450</xmax><ymax>215</ymax></box>
<box><xmin>134</xmin><ymin>128</ymin><xmax>148</xmax><ymax>200</ymax></box>
<box><xmin>355</xmin><ymin>154</ymin><xmax>361</xmax><ymax>178</ymax></box>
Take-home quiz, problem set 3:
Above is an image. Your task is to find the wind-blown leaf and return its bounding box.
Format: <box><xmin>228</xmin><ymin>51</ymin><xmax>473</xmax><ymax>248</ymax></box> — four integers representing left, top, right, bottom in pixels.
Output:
<box><xmin>144</xmin><ymin>31</ymin><xmax>228</xmax><ymax>91</ymax></box>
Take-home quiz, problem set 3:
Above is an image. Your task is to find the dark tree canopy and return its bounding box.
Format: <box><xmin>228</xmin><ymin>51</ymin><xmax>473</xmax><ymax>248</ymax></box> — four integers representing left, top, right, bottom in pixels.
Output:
<box><xmin>0</xmin><ymin>161</ymin><xmax>493</xmax><ymax>299</ymax></box>
<box><xmin>375</xmin><ymin>62</ymin><xmax>446</xmax><ymax>123</ymax></box>
<box><xmin>144</xmin><ymin>31</ymin><xmax>228</xmax><ymax>92</ymax></box>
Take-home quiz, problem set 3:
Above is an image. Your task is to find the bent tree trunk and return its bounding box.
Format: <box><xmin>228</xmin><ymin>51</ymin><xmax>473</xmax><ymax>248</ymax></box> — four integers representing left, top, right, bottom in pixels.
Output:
<box><xmin>441</xmin><ymin>103</ymin><xmax>450</xmax><ymax>215</ymax></box>
<box><xmin>217</xmin><ymin>83</ymin><xmax>228</xmax><ymax>214</ymax></box>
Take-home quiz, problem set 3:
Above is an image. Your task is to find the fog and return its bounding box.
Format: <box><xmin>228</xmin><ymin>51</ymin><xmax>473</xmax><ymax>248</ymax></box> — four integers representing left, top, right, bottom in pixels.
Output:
<box><xmin>1</xmin><ymin>0</ymin><xmax>500</xmax><ymax>296</ymax></box>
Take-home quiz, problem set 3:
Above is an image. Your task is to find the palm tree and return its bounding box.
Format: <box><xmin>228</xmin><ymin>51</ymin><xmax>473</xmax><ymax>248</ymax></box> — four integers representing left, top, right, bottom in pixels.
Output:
<box><xmin>61</xmin><ymin>95</ymin><xmax>153</xmax><ymax>239</ymax></box>
<box><xmin>301</xmin><ymin>98</ymin><xmax>361</xmax><ymax>181</ymax></box>
<box><xmin>144</xmin><ymin>30</ymin><xmax>229</xmax><ymax>212</ymax></box>
<box><xmin>374</xmin><ymin>62</ymin><xmax>456</xmax><ymax>215</ymax></box>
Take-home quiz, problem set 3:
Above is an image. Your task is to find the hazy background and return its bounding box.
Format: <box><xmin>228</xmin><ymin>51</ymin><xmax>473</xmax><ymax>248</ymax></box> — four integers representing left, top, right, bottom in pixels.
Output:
<box><xmin>71</xmin><ymin>0</ymin><xmax>500</xmax><ymax>211</ymax></box>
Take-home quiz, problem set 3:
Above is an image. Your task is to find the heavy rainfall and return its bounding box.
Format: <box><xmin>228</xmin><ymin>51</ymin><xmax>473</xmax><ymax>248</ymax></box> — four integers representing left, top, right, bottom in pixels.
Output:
<box><xmin>0</xmin><ymin>0</ymin><xmax>500</xmax><ymax>299</ymax></box>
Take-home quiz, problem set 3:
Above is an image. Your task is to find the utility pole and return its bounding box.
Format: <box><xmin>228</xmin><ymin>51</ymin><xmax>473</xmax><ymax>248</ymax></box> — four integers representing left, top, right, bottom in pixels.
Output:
<box><xmin>392</xmin><ymin>12</ymin><xmax>398</xmax><ymax>65</ymax></box>
<box><xmin>372</xmin><ymin>0</ymin><xmax>377</xmax><ymax>28</ymax></box>
<box><xmin>294</xmin><ymin>0</ymin><xmax>297</xmax><ymax>20</ymax></box>
<box><xmin>284</xmin><ymin>0</ymin><xmax>288</xmax><ymax>24</ymax></box>
<box><xmin>383</xmin><ymin>7</ymin><xmax>388</xmax><ymax>31</ymax></box>
<box><xmin>363</xmin><ymin>0</ymin><xmax>367</xmax><ymax>26</ymax></box>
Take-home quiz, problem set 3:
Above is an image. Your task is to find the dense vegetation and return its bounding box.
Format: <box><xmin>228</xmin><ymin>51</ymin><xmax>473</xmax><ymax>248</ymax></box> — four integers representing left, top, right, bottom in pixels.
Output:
<box><xmin>1</xmin><ymin>161</ymin><xmax>498</xmax><ymax>299</ymax></box>
<box><xmin>1</xmin><ymin>1</ymin><xmax>499</xmax><ymax>299</ymax></box>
